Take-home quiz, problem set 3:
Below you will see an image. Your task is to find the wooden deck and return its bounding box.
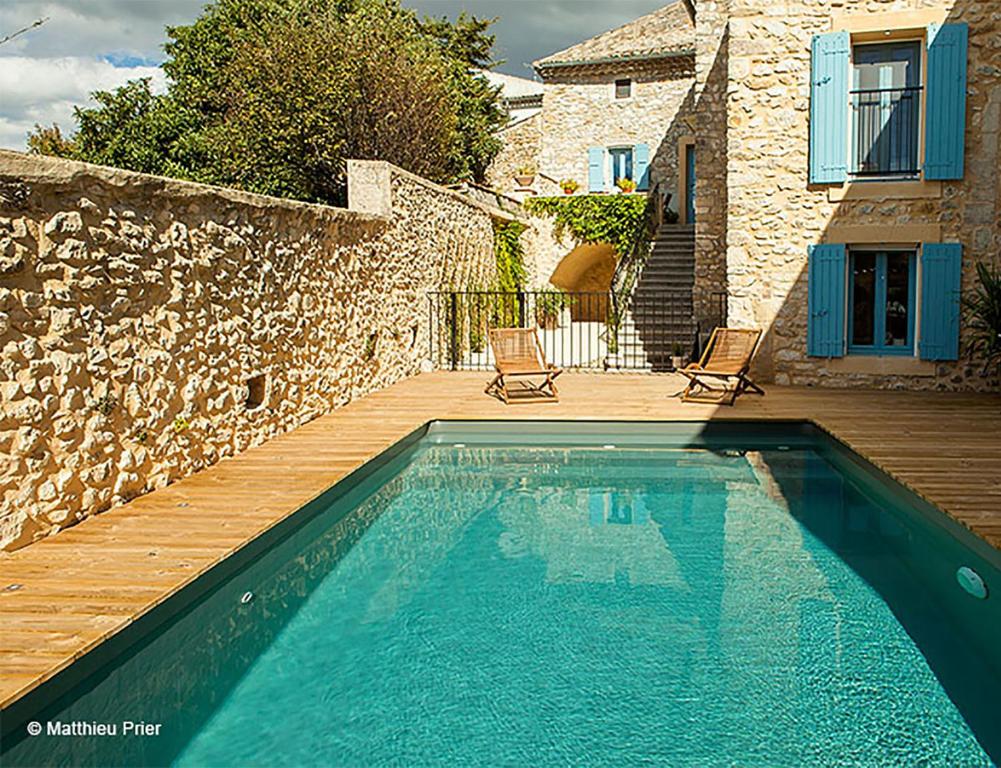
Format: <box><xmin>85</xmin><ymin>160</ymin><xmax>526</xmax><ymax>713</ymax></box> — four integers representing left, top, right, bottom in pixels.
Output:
<box><xmin>2</xmin><ymin>371</ymin><xmax>1001</xmax><ymax>711</ymax></box>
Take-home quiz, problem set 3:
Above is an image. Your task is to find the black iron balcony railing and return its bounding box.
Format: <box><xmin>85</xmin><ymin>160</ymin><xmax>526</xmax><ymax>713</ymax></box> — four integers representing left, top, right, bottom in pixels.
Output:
<box><xmin>850</xmin><ymin>86</ymin><xmax>922</xmax><ymax>177</ymax></box>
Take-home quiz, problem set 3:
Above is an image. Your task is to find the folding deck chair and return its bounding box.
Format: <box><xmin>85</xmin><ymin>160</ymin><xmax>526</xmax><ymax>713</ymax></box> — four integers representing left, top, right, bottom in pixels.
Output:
<box><xmin>678</xmin><ymin>328</ymin><xmax>764</xmax><ymax>406</ymax></box>
<box><xmin>486</xmin><ymin>328</ymin><xmax>563</xmax><ymax>404</ymax></box>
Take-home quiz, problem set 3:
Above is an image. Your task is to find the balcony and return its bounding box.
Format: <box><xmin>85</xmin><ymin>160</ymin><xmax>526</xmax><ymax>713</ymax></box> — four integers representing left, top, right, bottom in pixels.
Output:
<box><xmin>850</xmin><ymin>86</ymin><xmax>922</xmax><ymax>178</ymax></box>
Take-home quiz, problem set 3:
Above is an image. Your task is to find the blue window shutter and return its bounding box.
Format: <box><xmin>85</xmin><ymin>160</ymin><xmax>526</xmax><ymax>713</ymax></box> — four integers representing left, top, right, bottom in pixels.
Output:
<box><xmin>809</xmin><ymin>31</ymin><xmax>850</xmax><ymax>184</ymax></box>
<box><xmin>634</xmin><ymin>143</ymin><xmax>651</xmax><ymax>190</ymax></box>
<box><xmin>925</xmin><ymin>23</ymin><xmax>968</xmax><ymax>180</ymax></box>
<box><xmin>588</xmin><ymin>147</ymin><xmax>605</xmax><ymax>192</ymax></box>
<box><xmin>807</xmin><ymin>243</ymin><xmax>847</xmax><ymax>357</ymax></box>
<box><xmin>919</xmin><ymin>242</ymin><xmax>962</xmax><ymax>361</ymax></box>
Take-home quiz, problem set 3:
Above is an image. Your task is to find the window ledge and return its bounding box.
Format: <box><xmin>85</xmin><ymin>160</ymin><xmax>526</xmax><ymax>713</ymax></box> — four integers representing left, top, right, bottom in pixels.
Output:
<box><xmin>828</xmin><ymin>179</ymin><xmax>941</xmax><ymax>202</ymax></box>
<box><xmin>826</xmin><ymin>355</ymin><xmax>936</xmax><ymax>377</ymax></box>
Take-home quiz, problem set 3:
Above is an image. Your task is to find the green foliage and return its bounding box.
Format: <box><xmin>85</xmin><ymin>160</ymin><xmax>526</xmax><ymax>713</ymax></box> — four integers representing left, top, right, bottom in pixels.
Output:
<box><xmin>26</xmin><ymin>123</ymin><xmax>75</xmax><ymax>157</ymax></box>
<box><xmin>524</xmin><ymin>195</ymin><xmax>648</xmax><ymax>260</ymax></box>
<box><xmin>492</xmin><ymin>220</ymin><xmax>527</xmax><ymax>292</ymax></box>
<box><xmin>419</xmin><ymin>12</ymin><xmax>505</xmax><ymax>182</ymax></box>
<box><xmin>534</xmin><ymin>291</ymin><xmax>575</xmax><ymax>328</ymax></box>
<box><xmin>526</xmin><ymin>194</ymin><xmax>656</xmax><ymax>356</ymax></box>
<box><xmin>69</xmin><ymin>79</ymin><xmax>201</xmax><ymax>179</ymax></box>
<box><xmin>963</xmin><ymin>260</ymin><xmax>1001</xmax><ymax>376</ymax></box>
<box><xmin>27</xmin><ymin>0</ymin><xmax>504</xmax><ymax>204</ymax></box>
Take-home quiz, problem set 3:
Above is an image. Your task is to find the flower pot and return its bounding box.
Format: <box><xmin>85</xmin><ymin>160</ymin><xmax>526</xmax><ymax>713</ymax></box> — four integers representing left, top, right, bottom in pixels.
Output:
<box><xmin>604</xmin><ymin>353</ymin><xmax>623</xmax><ymax>370</ymax></box>
<box><xmin>515</xmin><ymin>175</ymin><xmax>535</xmax><ymax>187</ymax></box>
<box><xmin>537</xmin><ymin>313</ymin><xmax>559</xmax><ymax>330</ymax></box>
<box><xmin>562</xmin><ymin>188</ymin><xmax>576</xmax><ymax>195</ymax></box>
<box><xmin>671</xmin><ymin>355</ymin><xmax>685</xmax><ymax>370</ymax></box>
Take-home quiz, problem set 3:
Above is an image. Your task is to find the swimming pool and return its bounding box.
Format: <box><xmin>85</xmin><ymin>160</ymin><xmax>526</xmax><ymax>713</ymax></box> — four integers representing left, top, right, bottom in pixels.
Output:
<box><xmin>2</xmin><ymin>421</ymin><xmax>999</xmax><ymax>766</ymax></box>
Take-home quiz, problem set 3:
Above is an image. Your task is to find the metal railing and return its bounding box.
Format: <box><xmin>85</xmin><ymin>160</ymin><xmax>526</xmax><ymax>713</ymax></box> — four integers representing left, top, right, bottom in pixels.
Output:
<box><xmin>427</xmin><ymin>290</ymin><xmax>722</xmax><ymax>372</ymax></box>
<box><xmin>850</xmin><ymin>86</ymin><xmax>922</xmax><ymax>176</ymax></box>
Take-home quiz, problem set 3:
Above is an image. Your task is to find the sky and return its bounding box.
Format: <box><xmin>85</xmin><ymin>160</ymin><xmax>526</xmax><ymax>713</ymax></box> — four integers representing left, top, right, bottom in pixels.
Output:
<box><xmin>0</xmin><ymin>0</ymin><xmax>669</xmax><ymax>150</ymax></box>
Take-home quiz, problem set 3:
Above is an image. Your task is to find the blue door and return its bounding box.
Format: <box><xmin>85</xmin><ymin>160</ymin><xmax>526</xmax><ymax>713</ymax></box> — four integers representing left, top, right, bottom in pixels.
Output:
<box><xmin>685</xmin><ymin>146</ymin><xmax>696</xmax><ymax>224</ymax></box>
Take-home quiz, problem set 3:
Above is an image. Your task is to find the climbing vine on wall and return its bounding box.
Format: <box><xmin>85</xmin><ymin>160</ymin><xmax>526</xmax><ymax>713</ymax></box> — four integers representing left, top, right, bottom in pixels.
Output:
<box><xmin>492</xmin><ymin>220</ymin><xmax>527</xmax><ymax>291</ymax></box>
<box><xmin>524</xmin><ymin>195</ymin><xmax>648</xmax><ymax>260</ymax></box>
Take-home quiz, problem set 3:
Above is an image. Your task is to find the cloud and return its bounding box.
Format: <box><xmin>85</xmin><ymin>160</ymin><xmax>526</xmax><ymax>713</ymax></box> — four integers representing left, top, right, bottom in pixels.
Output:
<box><xmin>0</xmin><ymin>57</ymin><xmax>167</xmax><ymax>150</ymax></box>
<box><xmin>0</xmin><ymin>0</ymin><xmax>675</xmax><ymax>149</ymax></box>
<box><xmin>0</xmin><ymin>0</ymin><xmax>205</xmax><ymax>59</ymax></box>
<box><xmin>406</xmin><ymin>0</ymin><xmax>673</xmax><ymax>78</ymax></box>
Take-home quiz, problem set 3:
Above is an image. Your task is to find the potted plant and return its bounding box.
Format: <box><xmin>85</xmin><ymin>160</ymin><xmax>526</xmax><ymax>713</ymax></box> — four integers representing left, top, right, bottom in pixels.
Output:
<box><xmin>963</xmin><ymin>260</ymin><xmax>1001</xmax><ymax>378</ymax></box>
<box><xmin>671</xmin><ymin>341</ymin><xmax>686</xmax><ymax>371</ymax></box>
<box><xmin>615</xmin><ymin>177</ymin><xmax>637</xmax><ymax>194</ymax></box>
<box><xmin>560</xmin><ymin>178</ymin><xmax>580</xmax><ymax>195</ymax></box>
<box><xmin>664</xmin><ymin>208</ymin><xmax>680</xmax><ymax>224</ymax></box>
<box><xmin>535</xmin><ymin>292</ymin><xmax>573</xmax><ymax>330</ymax></box>
<box><xmin>514</xmin><ymin>164</ymin><xmax>536</xmax><ymax>187</ymax></box>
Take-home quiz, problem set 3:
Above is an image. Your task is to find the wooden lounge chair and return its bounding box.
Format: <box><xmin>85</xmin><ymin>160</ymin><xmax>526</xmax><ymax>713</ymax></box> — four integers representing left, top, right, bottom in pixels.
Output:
<box><xmin>678</xmin><ymin>328</ymin><xmax>764</xmax><ymax>406</ymax></box>
<box><xmin>486</xmin><ymin>328</ymin><xmax>562</xmax><ymax>404</ymax></box>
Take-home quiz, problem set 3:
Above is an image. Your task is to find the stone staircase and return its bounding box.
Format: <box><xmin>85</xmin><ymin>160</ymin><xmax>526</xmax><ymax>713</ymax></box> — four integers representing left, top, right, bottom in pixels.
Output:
<box><xmin>616</xmin><ymin>224</ymin><xmax>696</xmax><ymax>371</ymax></box>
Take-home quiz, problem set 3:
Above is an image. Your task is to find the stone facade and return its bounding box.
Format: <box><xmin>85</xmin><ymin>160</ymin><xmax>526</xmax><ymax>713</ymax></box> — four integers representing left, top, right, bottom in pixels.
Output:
<box><xmin>486</xmin><ymin>2</ymin><xmax>698</xmax><ymax>290</ymax></box>
<box><xmin>536</xmin><ymin>59</ymin><xmax>696</xmax><ymax>202</ymax></box>
<box><xmin>692</xmin><ymin>0</ymin><xmax>731</xmax><ymax>326</ymax></box>
<box><xmin>485</xmin><ymin>113</ymin><xmax>544</xmax><ymax>195</ymax></box>
<box><xmin>0</xmin><ymin>153</ymin><xmax>499</xmax><ymax>551</ymax></box>
<box><xmin>698</xmin><ymin>0</ymin><xmax>1000</xmax><ymax>390</ymax></box>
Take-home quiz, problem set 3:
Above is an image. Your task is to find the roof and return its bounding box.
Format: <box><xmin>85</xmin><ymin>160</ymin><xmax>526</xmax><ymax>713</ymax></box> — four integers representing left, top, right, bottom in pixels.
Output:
<box><xmin>533</xmin><ymin>2</ymin><xmax>694</xmax><ymax>73</ymax></box>
<box><xmin>479</xmin><ymin>70</ymin><xmax>544</xmax><ymax>100</ymax></box>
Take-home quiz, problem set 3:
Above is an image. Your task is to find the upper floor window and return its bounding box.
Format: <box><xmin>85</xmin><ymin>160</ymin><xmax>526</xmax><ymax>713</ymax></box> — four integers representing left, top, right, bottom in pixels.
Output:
<box><xmin>614</xmin><ymin>79</ymin><xmax>632</xmax><ymax>100</ymax></box>
<box><xmin>808</xmin><ymin>23</ymin><xmax>968</xmax><ymax>185</ymax></box>
<box><xmin>851</xmin><ymin>42</ymin><xmax>922</xmax><ymax>178</ymax></box>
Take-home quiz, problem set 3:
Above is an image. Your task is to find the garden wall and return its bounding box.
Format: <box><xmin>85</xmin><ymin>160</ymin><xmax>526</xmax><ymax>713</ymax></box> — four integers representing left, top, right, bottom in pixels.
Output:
<box><xmin>0</xmin><ymin>153</ymin><xmax>499</xmax><ymax>550</ymax></box>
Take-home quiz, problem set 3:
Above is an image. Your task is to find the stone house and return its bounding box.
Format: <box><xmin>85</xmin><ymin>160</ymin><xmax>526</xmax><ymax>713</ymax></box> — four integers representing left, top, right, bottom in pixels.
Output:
<box><xmin>487</xmin><ymin>1</ymin><xmax>700</xmax><ymax>319</ymax></box>
<box><xmin>692</xmin><ymin>0</ymin><xmax>1000</xmax><ymax>390</ymax></box>
<box><xmin>490</xmin><ymin>1</ymin><xmax>697</xmax><ymax>214</ymax></box>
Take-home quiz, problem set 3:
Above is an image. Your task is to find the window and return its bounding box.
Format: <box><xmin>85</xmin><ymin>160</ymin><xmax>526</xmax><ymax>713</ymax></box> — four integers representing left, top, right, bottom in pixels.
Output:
<box><xmin>808</xmin><ymin>242</ymin><xmax>961</xmax><ymax>362</ymax></box>
<box><xmin>851</xmin><ymin>42</ymin><xmax>921</xmax><ymax>177</ymax></box>
<box><xmin>848</xmin><ymin>249</ymin><xmax>916</xmax><ymax>355</ymax></box>
<box><xmin>609</xmin><ymin>147</ymin><xmax>633</xmax><ymax>184</ymax></box>
<box><xmin>614</xmin><ymin>78</ymin><xmax>632</xmax><ymax>100</ymax></box>
<box><xmin>808</xmin><ymin>24</ymin><xmax>968</xmax><ymax>185</ymax></box>
<box><xmin>588</xmin><ymin>144</ymin><xmax>650</xmax><ymax>193</ymax></box>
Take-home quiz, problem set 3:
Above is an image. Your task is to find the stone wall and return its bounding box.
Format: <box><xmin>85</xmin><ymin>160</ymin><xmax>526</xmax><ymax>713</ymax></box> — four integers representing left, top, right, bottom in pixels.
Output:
<box><xmin>710</xmin><ymin>0</ymin><xmax>1000</xmax><ymax>389</ymax></box>
<box><xmin>0</xmin><ymin>153</ymin><xmax>499</xmax><ymax>550</ymax></box>
<box><xmin>693</xmin><ymin>0</ymin><xmax>731</xmax><ymax>327</ymax></box>
<box><xmin>486</xmin><ymin>113</ymin><xmax>543</xmax><ymax>198</ymax></box>
<box><xmin>536</xmin><ymin>59</ymin><xmax>696</xmax><ymax>203</ymax></box>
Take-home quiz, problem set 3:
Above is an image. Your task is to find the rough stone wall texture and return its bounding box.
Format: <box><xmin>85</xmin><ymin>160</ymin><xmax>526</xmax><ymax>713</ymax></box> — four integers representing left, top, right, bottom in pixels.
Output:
<box><xmin>486</xmin><ymin>113</ymin><xmax>543</xmax><ymax>198</ymax></box>
<box><xmin>537</xmin><ymin>59</ymin><xmax>696</xmax><ymax>203</ymax></box>
<box><xmin>711</xmin><ymin>0</ymin><xmax>1000</xmax><ymax>390</ymax></box>
<box><xmin>693</xmin><ymin>0</ymin><xmax>731</xmax><ymax>327</ymax></box>
<box><xmin>0</xmin><ymin>153</ymin><xmax>497</xmax><ymax>551</ymax></box>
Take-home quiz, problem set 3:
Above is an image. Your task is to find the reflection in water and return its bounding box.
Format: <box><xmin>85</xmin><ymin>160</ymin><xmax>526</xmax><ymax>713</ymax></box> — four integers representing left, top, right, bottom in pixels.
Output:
<box><xmin>498</xmin><ymin>487</ymin><xmax>685</xmax><ymax>587</ymax></box>
<box><xmin>2</xmin><ymin>443</ymin><xmax>997</xmax><ymax>767</ymax></box>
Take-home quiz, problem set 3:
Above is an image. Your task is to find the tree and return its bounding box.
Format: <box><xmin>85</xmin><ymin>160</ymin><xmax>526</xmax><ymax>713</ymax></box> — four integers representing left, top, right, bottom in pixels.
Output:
<box><xmin>209</xmin><ymin>1</ymin><xmax>460</xmax><ymax>202</ymax></box>
<box><xmin>26</xmin><ymin>0</ymin><xmax>504</xmax><ymax>204</ymax></box>
<box><xmin>26</xmin><ymin>123</ymin><xmax>74</xmax><ymax>157</ymax></box>
<box><xmin>69</xmin><ymin>79</ymin><xmax>198</xmax><ymax>179</ymax></box>
<box><xmin>420</xmin><ymin>13</ymin><xmax>505</xmax><ymax>182</ymax></box>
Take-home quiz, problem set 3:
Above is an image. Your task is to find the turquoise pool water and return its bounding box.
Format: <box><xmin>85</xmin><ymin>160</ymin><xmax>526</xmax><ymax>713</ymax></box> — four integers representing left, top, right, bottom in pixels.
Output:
<box><xmin>2</xmin><ymin>422</ymin><xmax>999</xmax><ymax>766</ymax></box>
